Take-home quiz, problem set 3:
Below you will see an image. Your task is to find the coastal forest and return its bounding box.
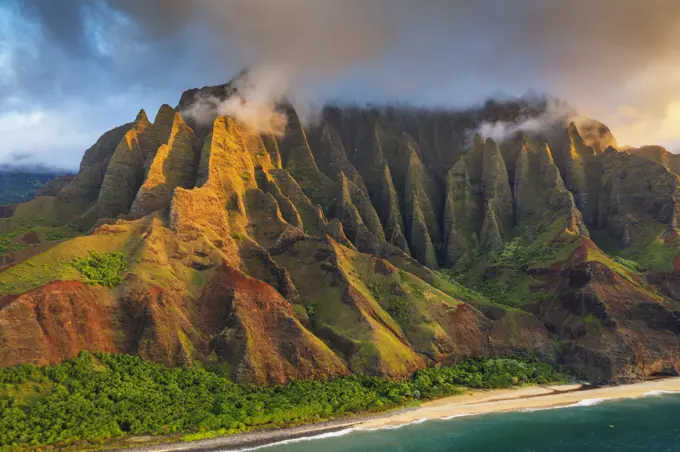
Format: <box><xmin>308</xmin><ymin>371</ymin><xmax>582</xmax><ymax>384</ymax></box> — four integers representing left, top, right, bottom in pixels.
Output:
<box><xmin>0</xmin><ymin>352</ymin><xmax>565</xmax><ymax>450</ymax></box>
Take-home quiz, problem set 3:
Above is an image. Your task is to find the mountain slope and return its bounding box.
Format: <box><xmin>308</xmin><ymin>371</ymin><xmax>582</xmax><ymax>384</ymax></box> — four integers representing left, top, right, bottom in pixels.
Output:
<box><xmin>1</xmin><ymin>78</ymin><xmax>679</xmax><ymax>384</ymax></box>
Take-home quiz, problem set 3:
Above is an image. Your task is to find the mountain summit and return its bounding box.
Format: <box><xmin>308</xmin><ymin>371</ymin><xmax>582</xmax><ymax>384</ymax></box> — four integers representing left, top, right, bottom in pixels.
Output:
<box><xmin>1</xmin><ymin>79</ymin><xmax>680</xmax><ymax>385</ymax></box>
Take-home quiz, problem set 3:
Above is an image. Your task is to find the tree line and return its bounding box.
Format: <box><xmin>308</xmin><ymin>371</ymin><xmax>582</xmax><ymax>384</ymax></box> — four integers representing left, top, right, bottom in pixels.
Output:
<box><xmin>0</xmin><ymin>352</ymin><xmax>568</xmax><ymax>450</ymax></box>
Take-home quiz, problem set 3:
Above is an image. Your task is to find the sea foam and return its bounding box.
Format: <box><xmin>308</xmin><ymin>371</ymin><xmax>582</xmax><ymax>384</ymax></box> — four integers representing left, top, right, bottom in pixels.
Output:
<box><xmin>644</xmin><ymin>390</ymin><xmax>679</xmax><ymax>397</ymax></box>
<box><xmin>363</xmin><ymin>417</ymin><xmax>430</xmax><ymax>432</ymax></box>
<box><xmin>440</xmin><ymin>414</ymin><xmax>474</xmax><ymax>421</ymax></box>
<box><xmin>568</xmin><ymin>398</ymin><xmax>609</xmax><ymax>407</ymax></box>
<box><xmin>231</xmin><ymin>427</ymin><xmax>358</xmax><ymax>452</ymax></box>
<box><xmin>520</xmin><ymin>398</ymin><xmax>610</xmax><ymax>412</ymax></box>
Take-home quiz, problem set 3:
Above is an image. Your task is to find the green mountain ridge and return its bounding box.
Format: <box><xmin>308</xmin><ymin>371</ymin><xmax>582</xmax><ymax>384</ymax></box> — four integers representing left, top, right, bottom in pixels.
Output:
<box><xmin>1</xmin><ymin>77</ymin><xmax>680</xmax><ymax>386</ymax></box>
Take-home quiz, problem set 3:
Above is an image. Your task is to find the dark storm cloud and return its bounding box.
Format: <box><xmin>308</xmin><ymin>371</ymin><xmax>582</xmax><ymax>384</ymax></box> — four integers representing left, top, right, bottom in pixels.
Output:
<box><xmin>3</xmin><ymin>0</ymin><xmax>680</xmax><ymax>169</ymax></box>
<box><xmin>19</xmin><ymin>0</ymin><xmax>96</xmax><ymax>58</ymax></box>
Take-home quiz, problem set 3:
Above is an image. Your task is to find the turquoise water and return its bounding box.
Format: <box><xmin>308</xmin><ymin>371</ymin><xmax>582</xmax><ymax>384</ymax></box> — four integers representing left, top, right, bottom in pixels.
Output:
<box><xmin>244</xmin><ymin>392</ymin><xmax>680</xmax><ymax>451</ymax></box>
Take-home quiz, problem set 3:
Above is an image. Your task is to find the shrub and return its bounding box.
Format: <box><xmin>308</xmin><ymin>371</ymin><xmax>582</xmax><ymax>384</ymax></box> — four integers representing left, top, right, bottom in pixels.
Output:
<box><xmin>612</xmin><ymin>256</ymin><xmax>645</xmax><ymax>273</ymax></box>
<box><xmin>389</xmin><ymin>297</ymin><xmax>415</xmax><ymax>324</ymax></box>
<box><xmin>305</xmin><ymin>301</ymin><xmax>317</xmax><ymax>322</ymax></box>
<box><xmin>495</xmin><ymin>238</ymin><xmax>526</xmax><ymax>265</ymax></box>
<box><xmin>71</xmin><ymin>251</ymin><xmax>127</xmax><ymax>287</ymax></box>
<box><xmin>231</xmin><ymin>232</ymin><xmax>245</xmax><ymax>241</ymax></box>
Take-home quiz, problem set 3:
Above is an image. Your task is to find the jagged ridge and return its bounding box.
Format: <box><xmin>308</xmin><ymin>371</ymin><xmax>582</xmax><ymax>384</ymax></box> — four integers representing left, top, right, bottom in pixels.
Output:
<box><xmin>2</xmin><ymin>80</ymin><xmax>680</xmax><ymax>384</ymax></box>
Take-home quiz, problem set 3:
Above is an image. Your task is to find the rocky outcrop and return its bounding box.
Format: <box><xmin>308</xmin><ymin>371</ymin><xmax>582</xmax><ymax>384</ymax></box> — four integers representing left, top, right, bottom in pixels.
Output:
<box><xmin>129</xmin><ymin>112</ymin><xmax>200</xmax><ymax>218</ymax></box>
<box><xmin>278</xmin><ymin>107</ymin><xmax>334</xmax><ymax>204</ymax></box>
<box><xmin>576</xmin><ymin>118</ymin><xmax>618</xmax><ymax>153</ymax></box>
<box><xmin>0</xmin><ymin>281</ymin><xmax>119</xmax><ymax>367</ymax></box>
<box><xmin>538</xmin><ymin>242</ymin><xmax>680</xmax><ymax>382</ymax></box>
<box><xmin>97</xmin><ymin>111</ymin><xmax>154</xmax><ymax>219</ymax></box>
<box><xmin>79</xmin><ymin>123</ymin><xmax>134</xmax><ymax>172</ymax></box>
<box><xmin>514</xmin><ymin>140</ymin><xmax>588</xmax><ymax>240</ymax></box>
<box><xmin>403</xmin><ymin>140</ymin><xmax>442</xmax><ymax>266</ymax></box>
<box><xmin>628</xmin><ymin>145</ymin><xmax>680</xmax><ymax>176</ymax></box>
<box><xmin>335</xmin><ymin>172</ymin><xmax>385</xmax><ymax>244</ymax></box>
<box><xmin>408</xmin><ymin>193</ymin><xmax>439</xmax><ymax>269</ymax></box>
<box><xmin>267</xmin><ymin>169</ymin><xmax>328</xmax><ymax>236</ymax></box>
<box><xmin>563</xmin><ymin>123</ymin><xmax>601</xmax><ymax>225</ymax></box>
<box><xmin>169</xmin><ymin>115</ymin><xmax>259</xmax><ymax>260</ymax></box>
<box><xmin>203</xmin><ymin>265</ymin><xmax>349</xmax><ymax>385</ymax></box>
<box><xmin>121</xmin><ymin>285</ymin><xmax>199</xmax><ymax>367</ymax></box>
<box><xmin>597</xmin><ymin>148</ymin><xmax>680</xmax><ymax>248</ymax></box>
<box><xmin>444</xmin><ymin>156</ymin><xmax>481</xmax><ymax>267</ymax></box>
<box><xmin>481</xmin><ymin>139</ymin><xmax>513</xmax><ymax>244</ymax></box>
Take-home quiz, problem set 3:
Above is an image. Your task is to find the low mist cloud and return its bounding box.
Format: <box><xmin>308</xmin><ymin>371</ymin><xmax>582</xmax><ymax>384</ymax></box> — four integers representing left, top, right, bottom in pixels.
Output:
<box><xmin>474</xmin><ymin>96</ymin><xmax>577</xmax><ymax>143</ymax></box>
<box><xmin>180</xmin><ymin>67</ymin><xmax>291</xmax><ymax>136</ymax></box>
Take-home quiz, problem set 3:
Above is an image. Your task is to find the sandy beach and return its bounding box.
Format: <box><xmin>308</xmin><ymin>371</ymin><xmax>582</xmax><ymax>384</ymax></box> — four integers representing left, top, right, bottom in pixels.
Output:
<box><xmin>359</xmin><ymin>378</ymin><xmax>680</xmax><ymax>430</ymax></box>
<box><xmin>120</xmin><ymin>378</ymin><xmax>680</xmax><ymax>452</ymax></box>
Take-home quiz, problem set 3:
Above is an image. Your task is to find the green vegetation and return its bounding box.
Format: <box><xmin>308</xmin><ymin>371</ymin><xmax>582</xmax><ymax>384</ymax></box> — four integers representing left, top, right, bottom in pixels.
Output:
<box><xmin>387</xmin><ymin>296</ymin><xmax>415</xmax><ymax>324</ymax></box>
<box><xmin>584</xmin><ymin>313</ymin><xmax>604</xmax><ymax>328</ymax></box>
<box><xmin>0</xmin><ymin>353</ymin><xmax>568</xmax><ymax>450</ymax></box>
<box><xmin>44</xmin><ymin>225</ymin><xmax>80</xmax><ymax>242</ymax></box>
<box><xmin>0</xmin><ymin>227</ymin><xmax>134</xmax><ymax>295</ymax></box>
<box><xmin>230</xmin><ymin>232</ymin><xmax>245</xmax><ymax>241</ymax></box>
<box><xmin>461</xmin><ymin>269</ymin><xmax>547</xmax><ymax>307</ymax></box>
<box><xmin>0</xmin><ymin>230</ymin><xmax>22</xmax><ymax>255</ymax></box>
<box><xmin>592</xmin><ymin>224</ymin><xmax>679</xmax><ymax>272</ymax></box>
<box><xmin>617</xmin><ymin>228</ymin><xmax>680</xmax><ymax>272</ymax></box>
<box><xmin>452</xmin><ymin>240</ymin><xmax>549</xmax><ymax>307</ymax></box>
<box><xmin>452</xmin><ymin>226</ymin><xmax>580</xmax><ymax>307</ymax></box>
<box><xmin>71</xmin><ymin>251</ymin><xmax>127</xmax><ymax>288</ymax></box>
<box><xmin>612</xmin><ymin>256</ymin><xmax>645</xmax><ymax>273</ymax></box>
<box><xmin>493</xmin><ymin>229</ymin><xmax>577</xmax><ymax>269</ymax></box>
<box><xmin>0</xmin><ymin>224</ymin><xmax>80</xmax><ymax>257</ymax></box>
<box><xmin>363</xmin><ymin>278</ymin><xmax>415</xmax><ymax>324</ymax></box>
<box><xmin>304</xmin><ymin>300</ymin><xmax>317</xmax><ymax>319</ymax></box>
<box><xmin>436</xmin><ymin>270</ymin><xmax>493</xmax><ymax>303</ymax></box>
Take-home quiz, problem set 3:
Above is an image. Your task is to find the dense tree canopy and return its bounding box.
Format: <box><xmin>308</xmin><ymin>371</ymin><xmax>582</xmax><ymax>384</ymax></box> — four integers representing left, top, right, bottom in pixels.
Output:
<box><xmin>0</xmin><ymin>353</ymin><xmax>567</xmax><ymax>450</ymax></box>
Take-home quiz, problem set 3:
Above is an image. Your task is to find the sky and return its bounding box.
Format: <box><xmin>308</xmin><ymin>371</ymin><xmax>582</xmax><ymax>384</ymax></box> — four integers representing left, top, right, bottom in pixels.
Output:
<box><xmin>1</xmin><ymin>0</ymin><xmax>680</xmax><ymax>170</ymax></box>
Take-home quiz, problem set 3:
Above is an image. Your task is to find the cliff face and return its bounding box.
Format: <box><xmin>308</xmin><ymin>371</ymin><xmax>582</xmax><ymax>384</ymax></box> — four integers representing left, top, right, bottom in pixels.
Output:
<box><xmin>1</xmin><ymin>79</ymin><xmax>680</xmax><ymax>384</ymax></box>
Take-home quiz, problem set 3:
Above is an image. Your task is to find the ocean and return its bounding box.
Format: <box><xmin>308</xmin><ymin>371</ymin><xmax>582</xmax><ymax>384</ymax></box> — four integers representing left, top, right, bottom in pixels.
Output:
<box><xmin>237</xmin><ymin>392</ymin><xmax>680</xmax><ymax>452</ymax></box>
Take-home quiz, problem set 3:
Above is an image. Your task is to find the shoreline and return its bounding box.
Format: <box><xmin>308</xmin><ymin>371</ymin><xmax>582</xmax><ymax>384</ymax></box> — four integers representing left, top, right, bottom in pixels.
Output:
<box><xmin>121</xmin><ymin>377</ymin><xmax>680</xmax><ymax>452</ymax></box>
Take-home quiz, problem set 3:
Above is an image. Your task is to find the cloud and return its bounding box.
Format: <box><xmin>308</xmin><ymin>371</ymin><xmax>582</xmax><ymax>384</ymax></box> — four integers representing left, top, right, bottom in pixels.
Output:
<box><xmin>474</xmin><ymin>95</ymin><xmax>577</xmax><ymax>143</ymax></box>
<box><xmin>5</xmin><ymin>0</ymin><xmax>680</xmax><ymax>169</ymax></box>
<box><xmin>113</xmin><ymin>0</ymin><xmax>400</xmax><ymax>133</ymax></box>
<box><xmin>0</xmin><ymin>108</ymin><xmax>92</xmax><ymax>170</ymax></box>
<box><xmin>180</xmin><ymin>67</ymin><xmax>291</xmax><ymax>136</ymax></box>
